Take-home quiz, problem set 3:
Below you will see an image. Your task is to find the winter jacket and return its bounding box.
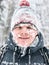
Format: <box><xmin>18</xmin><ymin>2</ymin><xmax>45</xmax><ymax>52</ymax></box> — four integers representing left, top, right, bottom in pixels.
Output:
<box><xmin>0</xmin><ymin>33</ymin><xmax>49</xmax><ymax>65</ymax></box>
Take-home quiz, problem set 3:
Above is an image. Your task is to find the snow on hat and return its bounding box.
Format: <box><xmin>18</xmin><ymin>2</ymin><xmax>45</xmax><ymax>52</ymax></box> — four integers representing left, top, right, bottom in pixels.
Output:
<box><xmin>11</xmin><ymin>6</ymin><xmax>42</xmax><ymax>32</ymax></box>
<box><xmin>10</xmin><ymin>0</ymin><xmax>42</xmax><ymax>34</ymax></box>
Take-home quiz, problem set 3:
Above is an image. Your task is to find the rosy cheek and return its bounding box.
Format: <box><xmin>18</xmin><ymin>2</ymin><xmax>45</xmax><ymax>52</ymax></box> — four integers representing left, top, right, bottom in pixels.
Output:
<box><xmin>13</xmin><ymin>29</ymin><xmax>19</xmax><ymax>35</ymax></box>
<box><xmin>29</xmin><ymin>30</ymin><xmax>37</xmax><ymax>38</ymax></box>
<box><xmin>30</xmin><ymin>30</ymin><xmax>37</xmax><ymax>34</ymax></box>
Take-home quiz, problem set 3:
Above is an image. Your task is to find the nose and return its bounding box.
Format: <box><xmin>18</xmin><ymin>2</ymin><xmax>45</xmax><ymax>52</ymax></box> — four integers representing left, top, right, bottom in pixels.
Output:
<box><xmin>21</xmin><ymin>32</ymin><xmax>29</xmax><ymax>38</ymax></box>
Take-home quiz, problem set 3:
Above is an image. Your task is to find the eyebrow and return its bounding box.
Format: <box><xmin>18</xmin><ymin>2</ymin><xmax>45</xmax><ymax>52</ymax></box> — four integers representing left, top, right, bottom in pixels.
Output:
<box><xmin>14</xmin><ymin>22</ymin><xmax>33</xmax><ymax>27</ymax></box>
<box><xmin>12</xmin><ymin>22</ymin><xmax>38</xmax><ymax>30</ymax></box>
<box><xmin>12</xmin><ymin>22</ymin><xmax>32</xmax><ymax>30</ymax></box>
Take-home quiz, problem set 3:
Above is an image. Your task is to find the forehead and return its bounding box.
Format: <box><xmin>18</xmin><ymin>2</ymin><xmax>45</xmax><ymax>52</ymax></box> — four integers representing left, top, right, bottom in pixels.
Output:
<box><xmin>19</xmin><ymin>24</ymin><xmax>31</xmax><ymax>26</ymax></box>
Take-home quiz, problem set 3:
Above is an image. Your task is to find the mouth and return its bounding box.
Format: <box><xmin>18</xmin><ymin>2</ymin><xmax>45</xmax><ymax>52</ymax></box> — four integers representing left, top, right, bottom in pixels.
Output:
<box><xmin>19</xmin><ymin>37</ymin><xmax>30</xmax><ymax>39</ymax></box>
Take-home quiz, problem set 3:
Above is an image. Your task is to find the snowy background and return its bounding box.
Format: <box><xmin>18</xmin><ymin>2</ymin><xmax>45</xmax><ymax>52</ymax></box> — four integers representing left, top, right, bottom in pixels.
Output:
<box><xmin>0</xmin><ymin>0</ymin><xmax>49</xmax><ymax>49</ymax></box>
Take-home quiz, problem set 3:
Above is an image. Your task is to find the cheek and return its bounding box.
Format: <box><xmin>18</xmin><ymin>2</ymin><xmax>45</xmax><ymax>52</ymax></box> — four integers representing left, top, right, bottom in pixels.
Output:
<box><xmin>12</xmin><ymin>30</ymin><xmax>20</xmax><ymax>39</ymax></box>
<box><xmin>29</xmin><ymin>30</ymin><xmax>37</xmax><ymax>38</ymax></box>
<box><xmin>13</xmin><ymin>29</ymin><xmax>20</xmax><ymax>35</ymax></box>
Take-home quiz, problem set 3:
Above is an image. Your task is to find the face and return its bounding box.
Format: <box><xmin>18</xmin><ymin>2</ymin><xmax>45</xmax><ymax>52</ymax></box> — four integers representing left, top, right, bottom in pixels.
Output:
<box><xmin>12</xmin><ymin>23</ymin><xmax>38</xmax><ymax>47</ymax></box>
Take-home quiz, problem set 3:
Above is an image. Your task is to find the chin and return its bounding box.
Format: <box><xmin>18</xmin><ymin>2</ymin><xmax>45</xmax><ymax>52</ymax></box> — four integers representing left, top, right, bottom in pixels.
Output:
<box><xmin>17</xmin><ymin>42</ymin><xmax>30</xmax><ymax>47</ymax></box>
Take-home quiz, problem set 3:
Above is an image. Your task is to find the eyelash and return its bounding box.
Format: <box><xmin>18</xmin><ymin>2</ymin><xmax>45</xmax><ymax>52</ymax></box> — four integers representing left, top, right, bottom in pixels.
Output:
<box><xmin>27</xmin><ymin>27</ymin><xmax>32</xmax><ymax>29</ymax></box>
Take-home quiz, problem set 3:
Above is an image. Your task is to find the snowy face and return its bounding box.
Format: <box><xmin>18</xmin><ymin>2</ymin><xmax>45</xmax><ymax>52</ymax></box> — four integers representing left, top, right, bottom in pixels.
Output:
<box><xmin>12</xmin><ymin>22</ymin><xmax>38</xmax><ymax>47</ymax></box>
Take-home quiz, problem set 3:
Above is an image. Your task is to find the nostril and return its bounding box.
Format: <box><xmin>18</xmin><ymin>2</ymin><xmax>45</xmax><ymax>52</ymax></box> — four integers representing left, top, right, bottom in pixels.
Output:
<box><xmin>21</xmin><ymin>33</ymin><xmax>28</xmax><ymax>36</ymax></box>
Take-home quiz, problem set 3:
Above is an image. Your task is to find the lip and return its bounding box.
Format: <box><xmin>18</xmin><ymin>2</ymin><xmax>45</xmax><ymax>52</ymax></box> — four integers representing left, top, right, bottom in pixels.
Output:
<box><xmin>19</xmin><ymin>37</ymin><xmax>30</xmax><ymax>39</ymax></box>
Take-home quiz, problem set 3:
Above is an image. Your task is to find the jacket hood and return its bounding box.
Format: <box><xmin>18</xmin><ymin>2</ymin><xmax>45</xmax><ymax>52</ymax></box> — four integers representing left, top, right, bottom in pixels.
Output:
<box><xmin>6</xmin><ymin>32</ymin><xmax>44</xmax><ymax>53</ymax></box>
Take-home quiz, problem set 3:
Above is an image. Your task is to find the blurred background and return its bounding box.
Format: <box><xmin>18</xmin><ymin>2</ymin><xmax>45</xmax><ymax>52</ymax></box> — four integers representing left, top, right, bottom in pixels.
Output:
<box><xmin>0</xmin><ymin>0</ymin><xmax>49</xmax><ymax>49</ymax></box>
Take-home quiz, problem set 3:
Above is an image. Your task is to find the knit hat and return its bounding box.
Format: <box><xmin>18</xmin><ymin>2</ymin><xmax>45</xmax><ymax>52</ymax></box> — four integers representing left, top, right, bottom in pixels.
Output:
<box><xmin>10</xmin><ymin>0</ymin><xmax>42</xmax><ymax>34</ymax></box>
<box><xmin>11</xmin><ymin>7</ymin><xmax>42</xmax><ymax>32</ymax></box>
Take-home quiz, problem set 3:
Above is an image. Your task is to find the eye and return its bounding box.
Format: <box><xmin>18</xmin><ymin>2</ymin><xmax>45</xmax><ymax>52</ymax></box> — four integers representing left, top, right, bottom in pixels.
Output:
<box><xmin>18</xmin><ymin>26</ymin><xmax>22</xmax><ymax>29</ymax></box>
<box><xmin>27</xmin><ymin>26</ymin><xmax>32</xmax><ymax>29</ymax></box>
<box><xmin>12</xmin><ymin>26</ymin><xmax>22</xmax><ymax>30</ymax></box>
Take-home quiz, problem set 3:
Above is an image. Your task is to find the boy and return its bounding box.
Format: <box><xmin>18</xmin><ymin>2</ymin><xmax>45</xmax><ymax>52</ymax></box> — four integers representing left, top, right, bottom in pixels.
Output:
<box><xmin>0</xmin><ymin>0</ymin><xmax>49</xmax><ymax>65</ymax></box>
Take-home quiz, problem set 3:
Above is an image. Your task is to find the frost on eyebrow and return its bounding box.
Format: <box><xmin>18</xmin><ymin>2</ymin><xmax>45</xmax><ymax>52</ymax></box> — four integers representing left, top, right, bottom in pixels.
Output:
<box><xmin>12</xmin><ymin>22</ymin><xmax>32</xmax><ymax>30</ymax></box>
<box><xmin>12</xmin><ymin>22</ymin><xmax>38</xmax><ymax>31</ymax></box>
